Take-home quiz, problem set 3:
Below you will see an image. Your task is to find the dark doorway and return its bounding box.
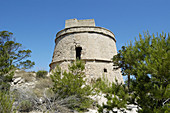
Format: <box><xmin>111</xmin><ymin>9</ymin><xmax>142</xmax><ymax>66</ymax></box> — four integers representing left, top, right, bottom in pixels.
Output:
<box><xmin>76</xmin><ymin>47</ymin><xmax>82</xmax><ymax>59</ymax></box>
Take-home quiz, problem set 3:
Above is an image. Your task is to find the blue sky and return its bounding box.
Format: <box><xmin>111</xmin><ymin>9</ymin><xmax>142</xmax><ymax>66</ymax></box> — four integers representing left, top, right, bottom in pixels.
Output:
<box><xmin>0</xmin><ymin>0</ymin><xmax>170</xmax><ymax>73</ymax></box>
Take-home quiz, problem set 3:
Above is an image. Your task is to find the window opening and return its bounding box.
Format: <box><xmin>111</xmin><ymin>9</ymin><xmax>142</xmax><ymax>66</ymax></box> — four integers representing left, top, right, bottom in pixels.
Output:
<box><xmin>76</xmin><ymin>47</ymin><xmax>82</xmax><ymax>59</ymax></box>
<box><xmin>104</xmin><ymin>68</ymin><xmax>107</xmax><ymax>73</ymax></box>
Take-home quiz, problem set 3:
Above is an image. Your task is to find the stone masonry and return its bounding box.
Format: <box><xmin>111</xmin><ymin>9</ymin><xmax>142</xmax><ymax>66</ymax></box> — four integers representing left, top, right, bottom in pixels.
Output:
<box><xmin>50</xmin><ymin>19</ymin><xmax>123</xmax><ymax>83</ymax></box>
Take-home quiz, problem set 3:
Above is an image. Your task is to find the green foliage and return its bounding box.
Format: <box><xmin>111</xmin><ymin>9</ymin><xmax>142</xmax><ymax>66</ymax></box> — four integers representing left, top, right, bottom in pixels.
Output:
<box><xmin>92</xmin><ymin>75</ymin><xmax>111</xmax><ymax>94</ymax></box>
<box><xmin>94</xmin><ymin>76</ymin><xmax>129</xmax><ymax>113</ymax></box>
<box><xmin>36</xmin><ymin>70</ymin><xmax>48</xmax><ymax>78</ymax></box>
<box><xmin>50</xmin><ymin>60</ymin><xmax>93</xmax><ymax>111</ymax></box>
<box><xmin>0</xmin><ymin>71</ymin><xmax>13</xmax><ymax>91</ymax></box>
<box><xmin>111</xmin><ymin>32</ymin><xmax>170</xmax><ymax>113</ymax></box>
<box><xmin>0</xmin><ymin>91</ymin><xmax>14</xmax><ymax>113</ymax></box>
<box><xmin>0</xmin><ymin>31</ymin><xmax>35</xmax><ymax>91</ymax></box>
<box><xmin>18</xmin><ymin>100</ymin><xmax>32</xmax><ymax>112</ymax></box>
<box><xmin>0</xmin><ymin>31</ymin><xmax>35</xmax><ymax>70</ymax></box>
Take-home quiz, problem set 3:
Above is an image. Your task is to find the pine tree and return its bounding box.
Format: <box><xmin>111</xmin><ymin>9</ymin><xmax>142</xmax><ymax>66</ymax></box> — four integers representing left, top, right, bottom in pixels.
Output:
<box><xmin>113</xmin><ymin>32</ymin><xmax>170</xmax><ymax>113</ymax></box>
<box><xmin>0</xmin><ymin>31</ymin><xmax>34</xmax><ymax>112</ymax></box>
<box><xmin>99</xmin><ymin>32</ymin><xmax>170</xmax><ymax>113</ymax></box>
<box><xmin>0</xmin><ymin>31</ymin><xmax>35</xmax><ymax>90</ymax></box>
<box><xmin>50</xmin><ymin>60</ymin><xmax>93</xmax><ymax>111</ymax></box>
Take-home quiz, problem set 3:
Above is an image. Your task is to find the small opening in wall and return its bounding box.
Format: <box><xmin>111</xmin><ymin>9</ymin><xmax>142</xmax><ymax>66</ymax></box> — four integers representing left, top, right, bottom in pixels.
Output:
<box><xmin>76</xmin><ymin>47</ymin><xmax>82</xmax><ymax>60</ymax></box>
<box><xmin>104</xmin><ymin>68</ymin><xmax>107</xmax><ymax>73</ymax></box>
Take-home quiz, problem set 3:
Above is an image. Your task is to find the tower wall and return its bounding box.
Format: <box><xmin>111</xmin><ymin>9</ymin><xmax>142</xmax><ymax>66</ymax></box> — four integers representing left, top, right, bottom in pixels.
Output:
<box><xmin>50</xmin><ymin>19</ymin><xmax>123</xmax><ymax>83</ymax></box>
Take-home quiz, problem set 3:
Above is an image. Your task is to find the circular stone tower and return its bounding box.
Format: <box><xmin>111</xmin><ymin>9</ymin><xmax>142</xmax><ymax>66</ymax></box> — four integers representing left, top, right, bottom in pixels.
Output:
<box><xmin>50</xmin><ymin>19</ymin><xmax>123</xmax><ymax>83</ymax></box>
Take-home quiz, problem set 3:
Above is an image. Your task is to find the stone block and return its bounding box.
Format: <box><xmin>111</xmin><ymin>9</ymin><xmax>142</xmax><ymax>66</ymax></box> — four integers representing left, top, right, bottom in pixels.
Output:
<box><xmin>65</xmin><ymin>18</ymin><xmax>95</xmax><ymax>28</ymax></box>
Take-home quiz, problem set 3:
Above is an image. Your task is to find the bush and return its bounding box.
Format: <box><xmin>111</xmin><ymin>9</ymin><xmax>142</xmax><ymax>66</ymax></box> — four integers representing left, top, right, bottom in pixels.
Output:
<box><xmin>0</xmin><ymin>71</ymin><xmax>14</xmax><ymax>91</ymax></box>
<box><xmin>0</xmin><ymin>91</ymin><xmax>14</xmax><ymax>113</ymax></box>
<box><xmin>50</xmin><ymin>60</ymin><xmax>93</xmax><ymax>111</ymax></box>
<box><xmin>92</xmin><ymin>76</ymin><xmax>130</xmax><ymax>113</ymax></box>
<box><xmin>92</xmin><ymin>75</ymin><xmax>111</xmax><ymax>94</ymax></box>
<box><xmin>36</xmin><ymin>70</ymin><xmax>48</xmax><ymax>78</ymax></box>
<box><xmin>18</xmin><ymin>100</ymin><xmax>33</xmax><ymax>112</ymax></box>
<box><xmin>97</xmin><ymin>80</ymin><xmax>129</xmax><ymax>113</ymax></box>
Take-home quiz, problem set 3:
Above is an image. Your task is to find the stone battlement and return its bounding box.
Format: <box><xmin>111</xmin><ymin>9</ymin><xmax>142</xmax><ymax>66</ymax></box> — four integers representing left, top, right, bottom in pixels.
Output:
<box><xmin>65</xmin><ymin>18</ymin><xmax>95</xmax><ymax>28</ymax></box>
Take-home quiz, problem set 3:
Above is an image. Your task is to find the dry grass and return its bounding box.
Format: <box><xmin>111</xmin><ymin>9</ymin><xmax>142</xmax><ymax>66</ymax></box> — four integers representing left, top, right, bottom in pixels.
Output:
<box><xmin>15</xmin><ymin>70</ymin><xmax>36</xmax><ymax>82</ymax></box>
<box><xmin>33</xmin><ymin>77</ymin><xmax>53</xmax><ymax>98</ymax></box>
<box><xmin>35</xmin><ymin>77</ymin><xmax>53</xmax><ymax>89</ymax></box>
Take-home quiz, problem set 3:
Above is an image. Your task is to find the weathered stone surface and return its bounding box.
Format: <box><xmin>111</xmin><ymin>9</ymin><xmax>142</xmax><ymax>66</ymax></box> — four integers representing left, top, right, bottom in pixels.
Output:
<box><xmin>65</xmin><ymin>18</ymin><xmax>95</xmax><ymax>28</ymax></box>
<box><xmin>50</xmin><ymin>19</ymin><xmax>124</xmax><ymax>83</ymax></box>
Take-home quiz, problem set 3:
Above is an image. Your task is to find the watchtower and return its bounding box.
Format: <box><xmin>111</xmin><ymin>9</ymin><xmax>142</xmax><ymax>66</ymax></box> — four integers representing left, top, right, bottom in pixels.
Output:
<box><xmin>50</xmin><ymin>19</ymin><xmax>123</xmax><ymax>83</ymax></box>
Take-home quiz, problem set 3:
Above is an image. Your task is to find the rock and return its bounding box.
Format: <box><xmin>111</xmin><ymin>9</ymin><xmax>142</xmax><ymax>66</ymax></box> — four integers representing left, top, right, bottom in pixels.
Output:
<box><xmin>85</xmin><ymin>109</ymin><xmax>98</xmax><ymax>113</ymax></box>
<box><xmin>89</xmin><ymin>93</ymin><xmax>107</xmax><ymax>106</ymax></box>
<box><xmin>13</xmin><ymin>77</ymin><xmax>22</xmax><ymax>84</ymax></box>
<box><xmin>39</xmin><ymin>97</ymin><xmax>45</xmax><ymax>104</ymax></box>
<box><xmin>17</xmin><ymin>79</ymin><xmax>25</xmax><ymax>84</ymax></box>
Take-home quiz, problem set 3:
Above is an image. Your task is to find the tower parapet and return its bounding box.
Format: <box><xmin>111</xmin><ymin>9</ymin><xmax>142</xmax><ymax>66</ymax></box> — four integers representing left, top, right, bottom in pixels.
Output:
<box><xmin>65</xmin><ymin>18</ymin><xmax>95</xmax><ymax>28</ymax></box>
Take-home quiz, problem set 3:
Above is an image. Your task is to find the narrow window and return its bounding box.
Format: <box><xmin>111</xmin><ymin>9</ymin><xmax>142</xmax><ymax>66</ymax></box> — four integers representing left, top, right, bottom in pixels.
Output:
<box><xmin>76</xmin><ymin>47</ymin><xmax>82</xmax><ymax>59</ymax></box>
<box><xmin>104</xmin><ymin>68</ymin><xmax>107</xmax><ymax>73</ymax></box>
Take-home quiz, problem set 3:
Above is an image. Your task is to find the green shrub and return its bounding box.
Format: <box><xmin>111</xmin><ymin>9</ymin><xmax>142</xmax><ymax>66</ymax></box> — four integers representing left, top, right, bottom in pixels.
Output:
<box><xmin>36</xmin><ymin>70</ymin><xmax>48</xmax><ymax>78</ymax></box>
<box><xmin>92</xmin><ymin>75</ymin><xmax>130</xmax><ymax>113</ymax></box>
<box><xmin>97</xmin><ymin>80</ymin><xmax>129</xmax><ymax>113</ymax></box>
<box><xmin>50</xmin><ymin>60</ymin><xmax>93</xmax><ymax>111</ymax></box>
<box><xmin>92</xmin><ymin>75</ymin><xmax>111</xmax><ymax>94</ymax></box>
<box><xmin>18</xmin><ymin>100</ymin><xmax>32</xmax><ymax>112</ymax></box>
<box><xmin>0</xmin><ymin>91</ymin><xmax>14</xmax><ymax>113</ymax></box>
<box><xmin>0</xmin><ymin>71</ymin><xmax>14</xmax><ymax>91</ymax></box>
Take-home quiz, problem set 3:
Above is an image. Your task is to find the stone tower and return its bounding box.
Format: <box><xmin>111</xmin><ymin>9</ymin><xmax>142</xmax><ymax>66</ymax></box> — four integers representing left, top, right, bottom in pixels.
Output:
<box><xmin>50</xmin><ymin>19</ymin><xmax>123</xmax><ymax>83</ymax></box>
